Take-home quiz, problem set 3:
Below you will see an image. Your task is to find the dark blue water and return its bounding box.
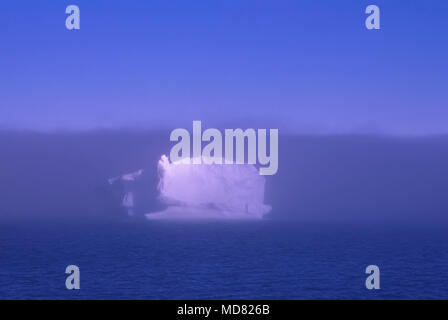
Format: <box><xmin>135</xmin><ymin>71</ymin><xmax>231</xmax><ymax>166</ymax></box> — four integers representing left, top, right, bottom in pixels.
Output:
<box><xmin>1</xmin><ymin>221</ymin><xmax>447</xmax><ymax>299</ymax></box>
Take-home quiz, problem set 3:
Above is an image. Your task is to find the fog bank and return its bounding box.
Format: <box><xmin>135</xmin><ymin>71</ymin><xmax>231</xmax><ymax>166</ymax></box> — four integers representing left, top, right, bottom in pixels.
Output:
<box><xmin>1</xmin><ymin>130</ymin><xmax>447</xmax><ymax>224</ymax></box>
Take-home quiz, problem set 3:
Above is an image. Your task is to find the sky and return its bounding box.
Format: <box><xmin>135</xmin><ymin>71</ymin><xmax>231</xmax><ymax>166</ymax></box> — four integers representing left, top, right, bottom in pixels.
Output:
<box><xmin>0</xmin><ymin>0</ymin><xmax>447</xmax><ymax>134</ymax></box>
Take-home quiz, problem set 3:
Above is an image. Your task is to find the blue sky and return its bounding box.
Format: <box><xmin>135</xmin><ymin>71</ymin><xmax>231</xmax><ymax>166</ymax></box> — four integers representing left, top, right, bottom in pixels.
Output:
<box><xmin>0</xmin><ymin>0</ymin><xmax>447</xmax><ymax>134</ymax></box>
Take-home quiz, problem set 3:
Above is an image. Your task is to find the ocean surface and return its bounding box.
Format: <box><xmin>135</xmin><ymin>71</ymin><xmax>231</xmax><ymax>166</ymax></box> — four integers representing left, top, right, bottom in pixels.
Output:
<box><xmin>1</xmin><ymin>220</ymin><xmax>447</xmax><ymax>300</ymax></box>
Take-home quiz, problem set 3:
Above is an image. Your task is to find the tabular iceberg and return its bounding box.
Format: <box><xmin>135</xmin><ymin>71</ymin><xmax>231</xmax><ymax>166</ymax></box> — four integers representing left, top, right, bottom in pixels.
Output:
<box><xmin>146</xmin><ymin>155</ymin><xmax>271</xmax><ymax>220</ymax></box>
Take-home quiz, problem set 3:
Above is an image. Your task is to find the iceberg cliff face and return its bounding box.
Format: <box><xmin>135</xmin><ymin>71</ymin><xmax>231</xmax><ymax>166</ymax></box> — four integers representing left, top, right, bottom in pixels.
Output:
<box><xmin>146</xmin><ymin>155</ymin><xmax>271</xmax><ymax>220</ymax></box>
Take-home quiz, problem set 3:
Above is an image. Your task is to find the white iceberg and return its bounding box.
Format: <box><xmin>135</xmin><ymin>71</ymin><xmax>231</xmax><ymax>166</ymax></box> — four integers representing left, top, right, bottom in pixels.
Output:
<box><xmin>146</xmin><ymin>155</ymin><xmax>271</xmax><ymax>220</ymax></box>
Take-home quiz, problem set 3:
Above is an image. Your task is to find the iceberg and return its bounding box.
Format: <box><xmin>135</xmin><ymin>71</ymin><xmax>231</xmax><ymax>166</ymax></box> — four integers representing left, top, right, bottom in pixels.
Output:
<box><xmin>145</xmin><ymin>155</ymin><xmax>271</xmax><ymax>220</ymax></box>
<box><xmin>108</xmin><ymin>169</ymin><xmax>144</xmax><ymax>216</ymax></box>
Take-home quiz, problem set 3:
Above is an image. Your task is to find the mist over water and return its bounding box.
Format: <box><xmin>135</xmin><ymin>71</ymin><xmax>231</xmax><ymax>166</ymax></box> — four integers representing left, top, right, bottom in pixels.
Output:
<box><xmin>1</xmin><ymin>130</ymin><xmax>448</xmax><ymax>224</ymax></box>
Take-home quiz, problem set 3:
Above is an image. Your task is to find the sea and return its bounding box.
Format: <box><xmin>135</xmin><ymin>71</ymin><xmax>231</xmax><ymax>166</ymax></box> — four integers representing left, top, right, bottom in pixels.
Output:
<box><xmin>1</xmin><ymin>220</ymin><xmax>447</xmax><ymax>299</ymax></box>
